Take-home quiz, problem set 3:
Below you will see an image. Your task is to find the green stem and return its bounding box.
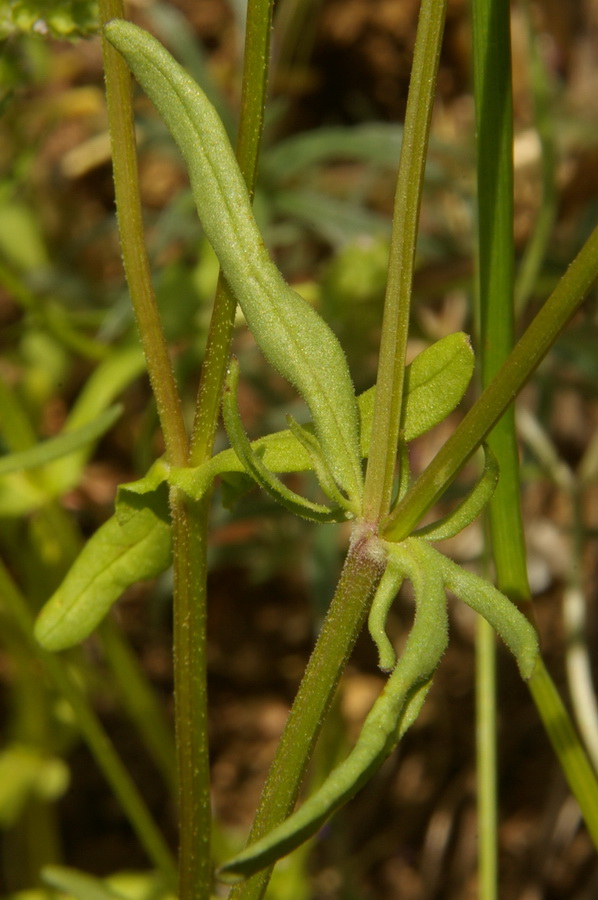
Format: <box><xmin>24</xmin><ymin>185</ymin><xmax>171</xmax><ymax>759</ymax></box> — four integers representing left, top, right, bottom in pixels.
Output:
<box><xmin>476</xmin><ymin>619</ymin><xmax>497</xmax><ymax>899</ymax></box>
<box><xmin>0</xmin><ymin>559</ymin><xmax>177</xmax><ymax>887</ymax></box>
<box><xmin>362</xmin><ymin>0</ymin><xmax>447</xmax><ymax>523</ymax></box>
<box><xmin>231</xmin><ymin>529</ymin><xmax>385</xmax><ymax>900</ymax></box>
<box><xmin>383</xmin><ymin>219</ymin><xmax>598</xmax><ymax>541</ymax></box>
<box><xmin>99</xmin><ymin>0</ymin><xmax>188</xmax><ymax>468</ymax></box>
<box><xmin>472</xmin><ymin>0</ymin><xmax>516</xmax><ymax>891</ymax></box>
<box><xmin>189</xmin><ymin>0</ymin><xmax>274</xmax><ymax>467</ymax></box>
<box><xmin>100</xmin><ymin>2</ymin><xmax>199</xmax><ymax>892</ymax></box>
<box><xmin>528</xmin><ymin>660</ymin><xmax>598</xmax><ymax>845</ymax></box>
<box><xmin>178</xmin><ymin>2</ymin><xmax>275</xmax><ymax>894</ymax></box>
<box><xmin>170</xmin><ymin>492</ymin><xmax>211</xmax><ymax>899</ymax></box>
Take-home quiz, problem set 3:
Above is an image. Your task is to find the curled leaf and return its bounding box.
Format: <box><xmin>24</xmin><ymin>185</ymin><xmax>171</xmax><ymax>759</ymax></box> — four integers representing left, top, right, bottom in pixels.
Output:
<box><xmin>414</xmin><ymin>444</ymin><xmax>499</xmax><ymax>541</ymax></box>
<box><xmin>428</xmin><ymin>542</ymin><xmax>539</xmax><ymax>680</ymax></box>
<box><xmin>223</xmin><ymin>359</ymin><xmax>346</xmax><ymax>522</ymax></box>
<box><xmin>218</xmin><ymin>539</ymin><xmax>448</xmax><ymax>882</ymax></box>
<box><xmin>367</xmin><ymin>550</ymin><xmax>405</xmax><ymax>672</ymax></box>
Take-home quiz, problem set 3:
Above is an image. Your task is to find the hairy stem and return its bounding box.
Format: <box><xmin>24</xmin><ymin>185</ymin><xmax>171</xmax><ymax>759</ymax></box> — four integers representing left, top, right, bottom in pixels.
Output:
<box><xmin>231</xmin><ymin>529</ymin><xmax>385</xmax><ymax>899</ymax></box>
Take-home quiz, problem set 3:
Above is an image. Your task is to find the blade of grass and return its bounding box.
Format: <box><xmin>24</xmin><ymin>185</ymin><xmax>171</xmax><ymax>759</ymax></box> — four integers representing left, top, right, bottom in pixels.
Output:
<box><xmin>477</xmin><ymin>0</ymin><xmax>598</xmax><ymax>866</ymax></box>
<box><xmin>471</xmin><ymin>0</ymin><xmax>517</xmax><ymax>893</ymax></box>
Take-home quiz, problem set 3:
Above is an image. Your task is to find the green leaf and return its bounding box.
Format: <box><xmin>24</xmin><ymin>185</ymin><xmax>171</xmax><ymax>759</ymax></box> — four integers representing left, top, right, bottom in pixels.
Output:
<box><xmin>263</xmin><ymin>123</ymin><xmax>404</xmax><ymax>182</ymax></box>
<box><xmin>41</xmin><ymin>866</ymin><xmax>129</xmax><ymax>900</ymax></box>
<box><xmin>169</xmin><ymin>433</ymin><xmax>312</xmax><ymax>502</ymax></box>
<box><xmin>358</xmin><ymin>332</ymin><xmax>475</xmax><ymax>452</ymax></box>
<box><xmin>116</xmin><ymin>457</ymin><xmax>172</xmax><ymax>520</ymax></box>
<box><xmin>414</xmin><ymin>444</ymin><xmax>499</xmax><ymax>541</ymax></box>
<box><xmin>431</xmin><ymin>544</ymin><xmax>539</xmax><ymax>680</ymax></box>
<box><xmin>0</xmin><ymin>746</ymin><xmax>69</xmax><ymax>827</ymax></box>
<box><xmin>42</xmin><ymin>346</ymin><xmax>146</xmax><ymax>496</ymax></box>
<box><xmin>113</xmin><ymin>334</ymin><xmax>475</xmax><ymax>512</ymax></box>
<box><xmin>272</xmin><ymin>190</ymin><xmax>390</xmax><ymax>248</ymax></box>
<box><xmin>169</xmin><ymin>336</ymin><xmax>474</xmax><ymax>505</ymax></box>
<box><xmin>218</xmin><ymin>538</ymin><xmax>449</xmax><ymax>882</ymax></box>
<box><xmin>222</xmin><ymin>359</ymin><xmax>346</xmax><ymax>522</ymax></box>
<box><xmin>104</xmin><ymin>20</ymin><xmax>363</xmax><ymax>505</ymax></box>
<box><xmin>0</xmin><ymin>405</ymin><xmax>122</xmax><ymax>477</ymax></box>
<box><xmin>34</xmin><ymin>486</ymin><xmax>172</xmax><ymax>652</ymax></box>
<box><xmin>219</xmin><ymin>470</ymin><xmax>256</xmax><ymax>509</ymax></box>
<box><xmin>285</xmin><ymin>415</ymin><xmax>352</xmax><ymax>510</ymax></box>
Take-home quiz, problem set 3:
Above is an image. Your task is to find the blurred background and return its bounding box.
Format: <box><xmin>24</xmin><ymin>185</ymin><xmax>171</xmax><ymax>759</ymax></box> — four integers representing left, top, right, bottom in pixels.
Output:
<box><xmin>2</xmin><ymin>0</ymin><xmax>598</xmax><ymax>897</ymax></box>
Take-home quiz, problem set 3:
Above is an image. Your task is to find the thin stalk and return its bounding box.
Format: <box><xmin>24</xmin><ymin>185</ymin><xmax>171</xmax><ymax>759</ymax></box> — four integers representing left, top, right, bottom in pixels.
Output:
<box><xmin>0</xmin><ymin>559</ymin><xmax>177</xmax><ymax>887</ymax></box>
<box><xmin>476</xmin><ymin>621</ymin><xmax>497</xmax><ymax>898</ymax></box>
<box><xmin>382</xmin><ymin>218</ymin><xmax>598</xmax><ymax>541</ymax></box>
<box><xmin>231</xmin><ymin>530</ymin><xmax>385</xmax><ymax>900</ymax></box>
<box><xmin>472</xmin><ymin>0</ymin><xmax>517</xmax><ymax>892</ymax></box>
<box><xmin>102</xmin><ymin>0</ymin><xmax>274</xmax><ymax>892</ymax></box>
<box><xmin>175</xmin><ymin>1</ymin><xmax>275</xmax><ymax>894</ymax></box>
<box><xmin>528</xmin><ymin>660</ymin><xmax>598</xmax><ymax>845</ymax></box>
<box><xmin>362</xmin><ymin>0</ymin><xmax>447</xmax><ymax>524</ymax></box>
<box><xmin>100</xmin><ymin>3</ymin><xmax>204</xmax><ymax>892</ymax></box>
<box><xmin>170</xmin><ymin>492</ymin><xmax>211</xmax><ymax>898</ymax></box>
<box><xmin>383</xmin><ymin>0</ymin><xmax>598</xmax><ymax>838</ymax></box>
<box><xmin>230</xmin><ymin>5</ymin><xmax>450</xmax><ymax>895</ymax></box>
<box><xmin>99</xmin><ymin>0</ymin><xmax>188</xmax><ymax>468</ymax></box>
<box><xmin>189</xmin><ymin>0</ymin><xmax>274</xmax><ymax>467</ymax></box>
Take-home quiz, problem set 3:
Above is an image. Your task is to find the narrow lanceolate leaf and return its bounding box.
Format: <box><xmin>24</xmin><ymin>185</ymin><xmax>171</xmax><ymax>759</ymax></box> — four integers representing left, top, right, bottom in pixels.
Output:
<box><xmin>41</xmin><ymin>865</ymin><xmax>129</xmax><ymax>900</ymax></box>
<box><xmin>105</xmin><ymin>20</ymin><xmax>363</xmax><ymax>505</ymax></box>
<box><xmin>34</xmin><ymin>488</ymin><xmax>172</xmax><ymax>652</ymax></box>
<box><xmin>0</xmin><ymin>406</ymin><xmax>122</xmax><ymax>477</ymax></box>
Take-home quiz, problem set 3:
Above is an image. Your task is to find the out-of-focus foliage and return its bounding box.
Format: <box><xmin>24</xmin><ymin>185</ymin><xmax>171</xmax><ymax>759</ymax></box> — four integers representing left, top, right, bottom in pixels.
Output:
<box><xmin>0</xmin><ymin>0</ymin><xmax>98</xmax><ymax>40</ymax></box>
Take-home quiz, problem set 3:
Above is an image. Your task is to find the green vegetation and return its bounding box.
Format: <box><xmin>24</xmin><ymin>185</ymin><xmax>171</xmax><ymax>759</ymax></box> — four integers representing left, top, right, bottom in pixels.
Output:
<box><xmin>2</xmin><ymin>1</ymin><xmax>598</xmax><ymax>898</ymax></box>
